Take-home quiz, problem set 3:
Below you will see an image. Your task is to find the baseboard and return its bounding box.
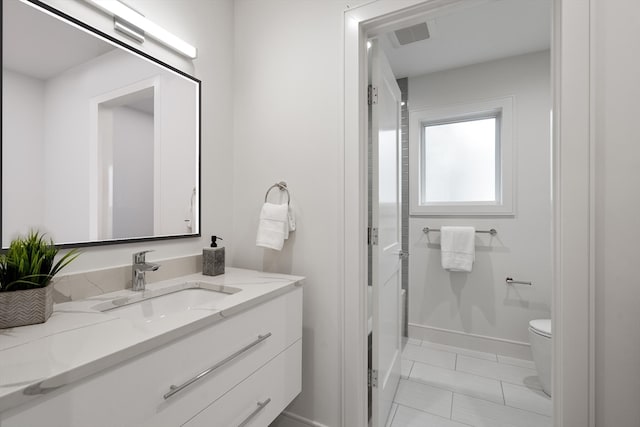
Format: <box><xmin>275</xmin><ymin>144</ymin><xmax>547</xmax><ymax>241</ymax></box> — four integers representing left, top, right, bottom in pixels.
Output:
<box><xmin>270</xmin><ymin>411</ymin><xmax>330</xmax><ymax>427</ymax></box>
<box><xmin>408</xmin><ymin>322</ymin><xmax>533</xmax><ymax>360</ymax></box>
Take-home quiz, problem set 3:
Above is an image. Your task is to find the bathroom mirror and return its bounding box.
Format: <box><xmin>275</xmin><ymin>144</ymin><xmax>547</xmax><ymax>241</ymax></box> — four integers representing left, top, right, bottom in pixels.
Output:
<box><xmin>1</xmin><ymin>0</ymin><xmax>201</xmax><ymax>248</ymax></box>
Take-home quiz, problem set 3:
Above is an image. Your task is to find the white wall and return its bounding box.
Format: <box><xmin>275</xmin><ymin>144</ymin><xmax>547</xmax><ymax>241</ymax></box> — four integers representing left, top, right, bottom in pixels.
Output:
<box><xmin>593</xmin><ymin>0</ymin><xmax>640</xmax><ymax>424</ymax></box>
<box><xmin>232</xmin><ymin>1</ymin><xmax>350</xmax><ymax>425</ymax></box>
<box><xmin>157</xmin><ymin>74</ymin><xmax>198</xmax><ymax>235</ymax></box>
<box><xmin>2</xmin><ymin>68</ymin><xmax>44</xmax><ymax>247</ymax></box>
<box><xmin>33</xmin><ymin>0</ymin><xmax>234</xmax><ymax>272</ymax></box>
<box><xmin>1</xmin><ymin>70</ymin><xmax>45</xmax><ymax>246</ymax></box>
<box><xmin>407</xmin><ymin>51</ymin><xmax>552</xmax><ymax>348</ymax></box>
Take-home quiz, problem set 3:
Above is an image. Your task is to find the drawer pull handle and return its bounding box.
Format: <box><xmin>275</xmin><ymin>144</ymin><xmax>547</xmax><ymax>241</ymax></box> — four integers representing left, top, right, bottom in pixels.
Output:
<box><xmin>237</xmin><ymin>398</ymin><xmax>272</xmax><ymax>427</ymax></box>
<box><xmin>163</xmin><ymin>333</ymin><xmax>272</xmax><ymax>400</ymax></box>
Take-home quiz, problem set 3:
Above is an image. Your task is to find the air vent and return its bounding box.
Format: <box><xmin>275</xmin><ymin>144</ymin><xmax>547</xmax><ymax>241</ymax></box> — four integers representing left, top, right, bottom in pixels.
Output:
<box><xmin>394</xmin><ymin>22</ymin><xmax>430</xmax><ymax>46</ymax></box>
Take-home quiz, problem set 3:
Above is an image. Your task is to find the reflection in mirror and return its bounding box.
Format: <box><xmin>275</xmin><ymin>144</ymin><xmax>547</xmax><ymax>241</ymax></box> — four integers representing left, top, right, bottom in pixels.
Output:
<box><xmin>2</xmin><ymin>0</ymin><xmax>200</xmax><ymax>248</ymax></box>
<box><xmin>98</xmin><ymin>86</ymin><xmax>155</xmax><ymax>240</ymax></box>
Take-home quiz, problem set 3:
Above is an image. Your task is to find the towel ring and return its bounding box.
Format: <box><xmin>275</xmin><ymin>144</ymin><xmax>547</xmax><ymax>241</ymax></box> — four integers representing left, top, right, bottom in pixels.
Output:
<box><xmin>264</xmin><ymin>181</ymin><xmax>290</xmax><ymax>205</ymax></box>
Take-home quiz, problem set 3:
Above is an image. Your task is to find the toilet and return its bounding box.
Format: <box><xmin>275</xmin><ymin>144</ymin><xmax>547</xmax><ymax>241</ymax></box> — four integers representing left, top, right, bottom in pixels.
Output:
<box><xmin>528</xmin><ymin>318</ymin><xmax>552</xmax><ymax>396</ymax></box>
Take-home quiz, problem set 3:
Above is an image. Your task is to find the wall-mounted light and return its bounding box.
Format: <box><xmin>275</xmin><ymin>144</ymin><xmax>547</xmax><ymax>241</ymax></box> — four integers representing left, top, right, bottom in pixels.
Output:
<box><xmin>113</xmin><ymin>17</ymin><xmax>144</xmax><ymax>44</ymax></box>
<box><xmin>85</xmin><ymin>0</ymin><xmax>197</xmax><ymax>59</ymax></box>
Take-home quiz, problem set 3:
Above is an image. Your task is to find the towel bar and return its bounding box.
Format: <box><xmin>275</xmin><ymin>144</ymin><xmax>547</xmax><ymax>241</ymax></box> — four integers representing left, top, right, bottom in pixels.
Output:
<box><xmin>422</xmin><ymin>227</ymin><xmax>497</xmax><ymax>236</ymax></box>
<box><xmin>506</xmin><ymin>277</ymin><xmax>532</xmax><ymax>286</ymax></box>
<box><xmin>264</xmin><ymin>181</ymin><xmax>290</xmax><ymax>205</ymax></box>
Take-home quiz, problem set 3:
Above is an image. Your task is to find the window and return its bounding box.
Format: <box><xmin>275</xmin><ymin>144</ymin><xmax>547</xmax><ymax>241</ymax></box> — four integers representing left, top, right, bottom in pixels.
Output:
<box><xmin>409</xmin><ymin>98</ymin><xmax>514</xmax><ymax>215</ymax></box>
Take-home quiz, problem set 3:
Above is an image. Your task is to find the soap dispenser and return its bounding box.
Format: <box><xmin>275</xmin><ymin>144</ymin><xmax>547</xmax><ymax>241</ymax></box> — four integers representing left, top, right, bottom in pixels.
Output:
<box><xmin>203</xmin><ymin>235</ymin><xmax>225</xmax><ymax>276</ymax></box>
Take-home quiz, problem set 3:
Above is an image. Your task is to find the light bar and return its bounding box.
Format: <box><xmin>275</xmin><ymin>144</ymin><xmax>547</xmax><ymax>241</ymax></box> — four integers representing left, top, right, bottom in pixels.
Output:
<box><xmin>114</xmin><ymin>18</ymin><xmax>144</xmax><ymax>44</ymax></box>
<box><xmin>86</xmin><ymin>0</ymin><xmax>197</xmax><ymax>59</ymax></box>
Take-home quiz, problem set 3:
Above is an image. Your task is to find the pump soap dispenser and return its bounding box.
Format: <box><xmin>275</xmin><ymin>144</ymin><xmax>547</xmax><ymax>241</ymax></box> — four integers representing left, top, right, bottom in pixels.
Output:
<box><xmin>203</xmin><ymin>235</ymin><xmax>225</xmax><ymax>276</ymax></box>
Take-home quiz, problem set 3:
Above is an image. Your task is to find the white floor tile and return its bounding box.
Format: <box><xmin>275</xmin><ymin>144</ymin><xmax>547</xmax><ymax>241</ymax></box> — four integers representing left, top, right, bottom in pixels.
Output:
<box><xmin>456</xmin><ymin>355</ymin><xmax>543</xmax><ymax>389</ymax></box>
<box><xmin>502</xmin><ymin>382</ymin><xmax>552</xmax><ymax>417</ymax></box>
<box><xmin>393</xmin><ymin>379</ymin><xmax>453</xmax><ymax>418</ymax></box>
<box><xmin>422</xmin><ymin>341</ymin><xmax>498</xmax><ymax>362</ymax></box>
<box><xmin>385</xmin><ymin>403</ymin><xmax>399</xmax><ymax>427</ymax></box>
<box><xmin>404</xmin><ymin>337</ymin><xmax>422</xmax><ymax>346</ymax></box>
<box><xmin>497</xmin><ymin>355</ymin><xmax>536</xmax><ymax>370</ymax></box>
<box><xmin>391</xmin><ymin>405</ymin><xmax>471</xmax><ymax>427</ymax></box>
<box><xmin>410</xmin><ymin>361</ymin><xmax>504</xmax><ymax>404</ymax></box>
<box><xmin>401</xmin><ymin>359</ymin><xmax>414</xmax><ymax>379</ymax></box>
<box><xmin>402</xmin><ymin>343</ymin><xmax>456</xmax><ymax>369</ymax></box>
<box><xmin>452</xmin><ymin>394</ymin><xmax>552</xmax><ymax>427</ymax></box>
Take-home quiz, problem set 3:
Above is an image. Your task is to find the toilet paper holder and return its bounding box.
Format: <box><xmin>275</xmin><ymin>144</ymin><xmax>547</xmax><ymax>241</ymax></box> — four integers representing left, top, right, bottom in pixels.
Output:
<box><xmin>506</xmin><ymin>277</ymin><xmax>532</xmax><ymax>286</ymax></box>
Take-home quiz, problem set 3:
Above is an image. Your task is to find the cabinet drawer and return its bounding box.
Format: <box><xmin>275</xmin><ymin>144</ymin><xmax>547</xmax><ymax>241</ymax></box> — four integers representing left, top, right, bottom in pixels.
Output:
<box><xmin>148</xmin><ymin>288</ymin><xmax>302</xmax><ymax>426</ymax></box>
<box><xmin>2</xmin><ymin>288</ymin><xmax>302</xmax><ymax>427</ymax></box>
<box><xmin>183</xmin><ymin>339</ymin><xmax>301</xmax><ymax>427</ymax></box>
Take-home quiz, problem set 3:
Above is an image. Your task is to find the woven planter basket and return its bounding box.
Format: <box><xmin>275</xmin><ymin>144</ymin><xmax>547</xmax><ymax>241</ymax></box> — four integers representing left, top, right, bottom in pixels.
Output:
<box><xmin>0</xmin><ymin>284</ymin><xmax>53</xmax><ymax>329</ymax></box>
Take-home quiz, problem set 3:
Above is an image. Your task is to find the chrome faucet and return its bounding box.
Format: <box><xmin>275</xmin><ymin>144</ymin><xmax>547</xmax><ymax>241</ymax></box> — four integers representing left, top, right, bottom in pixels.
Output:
<box><xmin>132</xmin><ymin>250</ymin><xmax>160</xmax><ymax>291</ymax></box>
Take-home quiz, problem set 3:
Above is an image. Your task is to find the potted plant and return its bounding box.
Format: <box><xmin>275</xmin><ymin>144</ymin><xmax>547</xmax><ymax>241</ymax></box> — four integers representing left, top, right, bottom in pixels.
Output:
<box><xmin>0</xmin><ymin>231</ymin><xmax>79</xmax><ymax>328</ymax></box>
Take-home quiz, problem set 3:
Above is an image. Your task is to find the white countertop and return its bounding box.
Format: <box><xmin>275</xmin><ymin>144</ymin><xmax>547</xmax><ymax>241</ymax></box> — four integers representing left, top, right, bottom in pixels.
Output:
<box><xmin>0</xmin><ymin>268</ymin><xmax>304</xmax><ymax>413</ymax></box>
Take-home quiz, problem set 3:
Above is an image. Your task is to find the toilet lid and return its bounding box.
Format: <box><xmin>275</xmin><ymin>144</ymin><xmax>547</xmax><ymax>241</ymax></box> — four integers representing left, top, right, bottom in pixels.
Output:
<box><xmin>529</xmin><ymin>319</ymin><xmax>552</xmax><ymax>338</ymax></box>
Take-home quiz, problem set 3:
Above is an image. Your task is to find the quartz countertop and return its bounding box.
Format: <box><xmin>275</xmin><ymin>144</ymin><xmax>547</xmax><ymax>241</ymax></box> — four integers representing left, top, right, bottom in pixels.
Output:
<box><xmin>0</xmin><ymin>268</ymin><xmax>304</xmax><ymax>413</ymax></box>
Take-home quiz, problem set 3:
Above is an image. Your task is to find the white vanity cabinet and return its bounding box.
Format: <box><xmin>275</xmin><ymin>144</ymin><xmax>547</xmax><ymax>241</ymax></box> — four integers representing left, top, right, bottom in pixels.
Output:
<box><xmin>1</xmin><ymin>287</ymin><xmax>302</xmax><ymax>427</ymax></box>
<box><xmin>183</xmin><ymin>340</ymin><xmax>301</xmax><ymax>427</ymax></box>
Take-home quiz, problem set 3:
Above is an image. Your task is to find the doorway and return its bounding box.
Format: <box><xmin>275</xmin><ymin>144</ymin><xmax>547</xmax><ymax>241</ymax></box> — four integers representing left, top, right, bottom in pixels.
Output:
<box><xmin>88</xmin><ymin>77</ymin><xmax>161</xmax><ymax>241</ymax></box>
<box><xmin>97</xmin><ymin>86</ymin><xmax>155</xmax><ymax>240</ymax></box>
<box><xmin>343</xmin><ymin>1</ymin><xmax>593</xmax><ymax>426</ymax></box>
<box><xmin>369</xmin><ymin>1</ymin><xmax>552</xmax><ymax>423</ymax></box>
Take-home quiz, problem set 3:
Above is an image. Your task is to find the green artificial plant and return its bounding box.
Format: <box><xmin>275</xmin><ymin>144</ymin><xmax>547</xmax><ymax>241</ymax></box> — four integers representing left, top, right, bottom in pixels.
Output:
<box><xmin>0</xmin><ymin>231</ymin><xmax>79</xmax><ymax>292</ymax></box>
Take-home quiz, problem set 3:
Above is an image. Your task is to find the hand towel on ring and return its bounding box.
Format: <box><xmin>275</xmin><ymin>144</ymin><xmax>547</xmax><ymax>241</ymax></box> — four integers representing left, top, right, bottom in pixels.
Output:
<box><xmin>256</xmin><ymin>202</ymin><xmax>289</xmax><ymax>250</ymax></box>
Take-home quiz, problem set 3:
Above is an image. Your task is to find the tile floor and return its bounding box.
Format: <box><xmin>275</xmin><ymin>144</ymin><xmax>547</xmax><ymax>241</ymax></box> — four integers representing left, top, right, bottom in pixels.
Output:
<box><xmin>386</xmin><ymin>338</ymin><xmax>552</xmax><ymax>427</ymax></box>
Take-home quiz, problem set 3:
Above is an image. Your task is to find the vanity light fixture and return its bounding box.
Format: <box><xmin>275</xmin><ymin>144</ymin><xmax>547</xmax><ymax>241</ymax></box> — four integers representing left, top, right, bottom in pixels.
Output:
<box><xmin>85</xmin><ymin>0</ymin><xmax>197</xmax><ymax>59</ymax></box>
<box><xmin>113</xmin><ymin>18</ymin><xmax>144</xmax><ymax>44</ymax></box>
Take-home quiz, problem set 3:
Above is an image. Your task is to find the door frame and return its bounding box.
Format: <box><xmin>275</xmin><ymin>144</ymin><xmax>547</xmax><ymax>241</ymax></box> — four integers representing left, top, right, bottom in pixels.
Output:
<box><xmin>341</xmin><ymin>1</ymin><xmax>594</xmax><ymax>426</ymax></box>
<box><xmin>89</xmin><ymin>77</ymin><xmax>161</xmax><ymax>240</ymax></box>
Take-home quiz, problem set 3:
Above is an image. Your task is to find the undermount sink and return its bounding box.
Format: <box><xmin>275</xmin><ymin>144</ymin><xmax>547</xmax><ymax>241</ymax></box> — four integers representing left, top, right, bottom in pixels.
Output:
<box><xmin>92</xmin><ymin>282</ymin><xmax>241</xmax><ymax>322</ymax></box>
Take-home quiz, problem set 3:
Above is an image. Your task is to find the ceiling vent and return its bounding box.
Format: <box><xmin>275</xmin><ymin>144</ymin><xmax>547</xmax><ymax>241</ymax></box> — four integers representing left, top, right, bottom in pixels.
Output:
<box><xmin>393</xmin><ymin>22</ymin><xmax>430</xmax><ymax>46</ymax></box>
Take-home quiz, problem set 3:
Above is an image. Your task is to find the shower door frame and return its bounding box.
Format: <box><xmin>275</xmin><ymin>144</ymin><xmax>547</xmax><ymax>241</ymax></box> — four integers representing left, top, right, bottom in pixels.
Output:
<box><xmin>341</xmin><ymin>0</ymin><xmax>594</xmax><ymax>426</ymax></box>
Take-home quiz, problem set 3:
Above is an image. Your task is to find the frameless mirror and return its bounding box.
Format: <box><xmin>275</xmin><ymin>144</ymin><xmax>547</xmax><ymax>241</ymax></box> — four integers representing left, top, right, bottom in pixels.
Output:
<box><xmin>2</xmin><ymin>0</ymin><xmax>200</xmax><ymax>248</ymax></box>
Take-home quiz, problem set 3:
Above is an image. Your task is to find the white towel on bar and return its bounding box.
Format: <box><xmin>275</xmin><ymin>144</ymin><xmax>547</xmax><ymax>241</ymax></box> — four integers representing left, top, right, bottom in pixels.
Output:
<box><xmin>441</xmin><ymin>226</ymin><xmax>475</xmax><ymax>272</ymax></box>
<box><xmin>285</xmin><ymin>205</ymin><xmax>296</xmax><ymax>240</ymax></box>
<box><xmin>256</xmin><ymin>202</ymin><xmax>289</xmax><ymax>250</ymax></box>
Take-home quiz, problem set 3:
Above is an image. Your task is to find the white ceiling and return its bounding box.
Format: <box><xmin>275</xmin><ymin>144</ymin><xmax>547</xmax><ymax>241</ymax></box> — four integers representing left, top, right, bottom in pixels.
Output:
<box><xmin>379</xmin><ymin>0</ymin><xmax>551</xmax><ymax>78</ymax></box>
<box><xmin>2</xmin><ymin>0</ymin><xmax>116</xmax><ymax>80</ymax></box>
